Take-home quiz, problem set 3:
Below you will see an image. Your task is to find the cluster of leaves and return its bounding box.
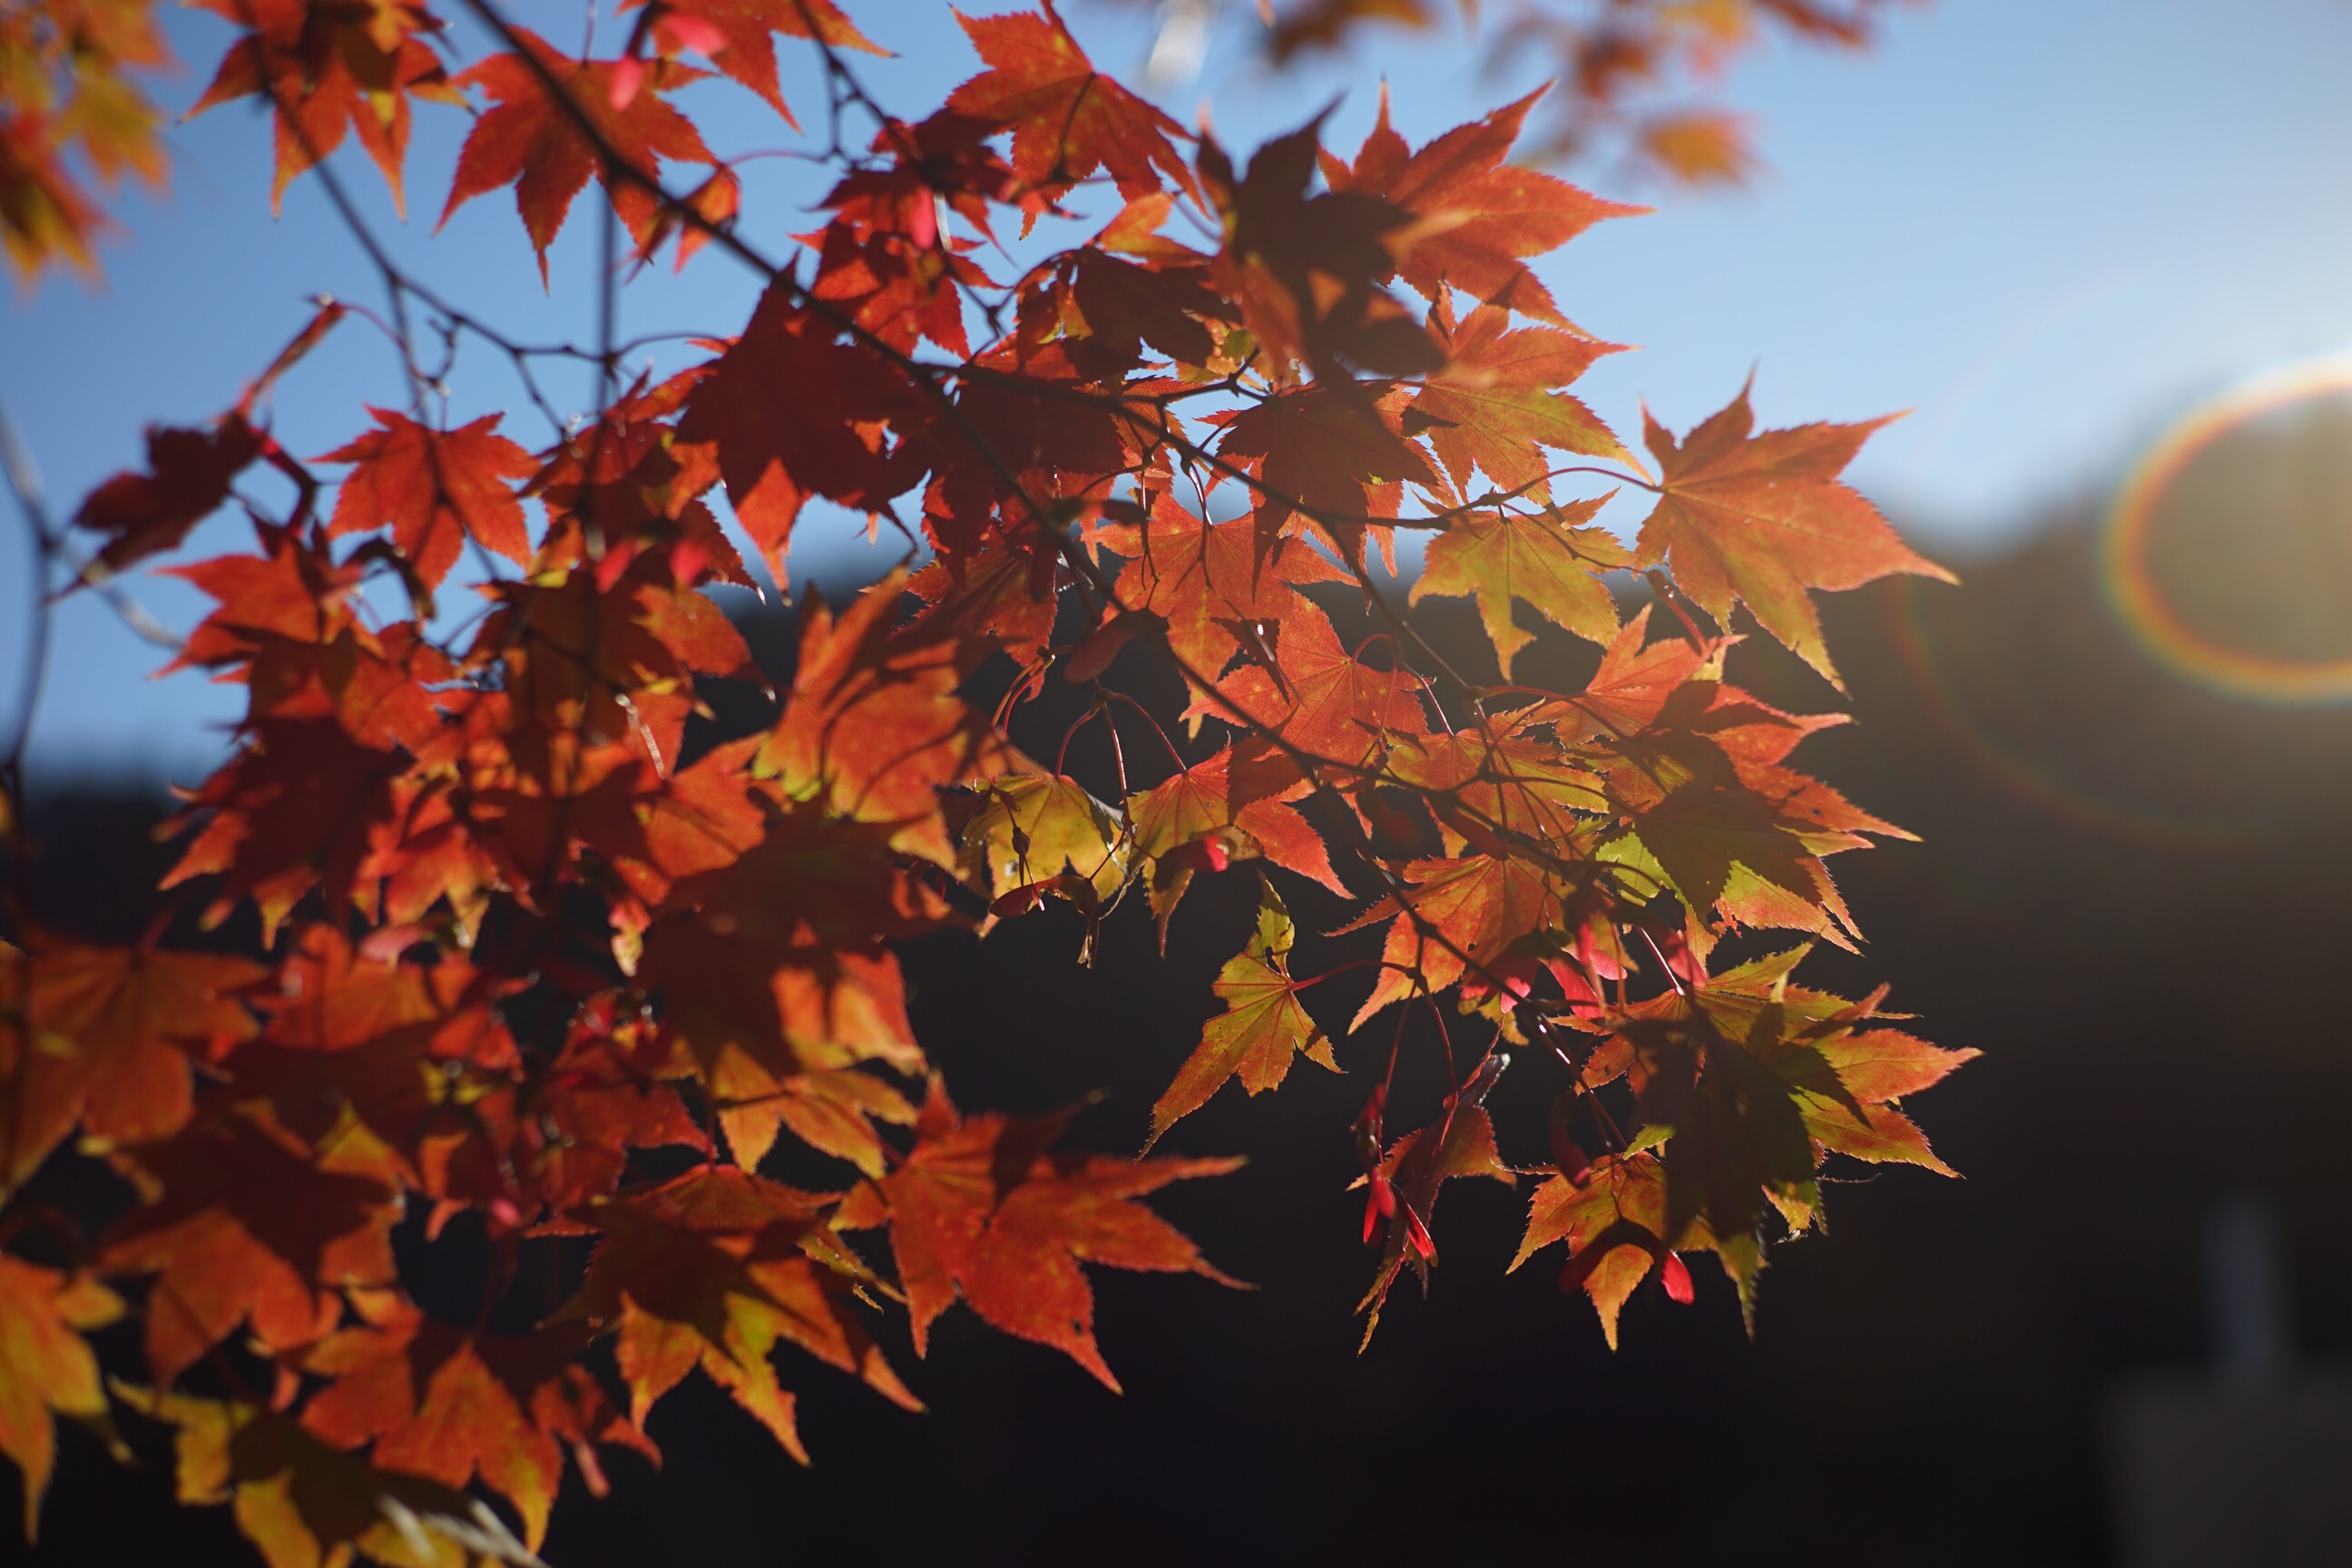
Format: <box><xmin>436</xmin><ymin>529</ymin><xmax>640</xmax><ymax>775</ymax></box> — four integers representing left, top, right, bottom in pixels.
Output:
<box><xmin>1248</xmin><ymin>0</ymin><xmax>1910</xmax><ymax>181</ymax></box>
<box><xmin>0</xmin><ymin>0</ymin><xmax>1967</xmax><ymax>1562</ymax></box>
<box><xmin>0</xmin><ymin>0</ymin><xmax>169</xmax><ymax>275</ymax></box>
<box><xmin>0</xmin><ymin>0</ymin><xmax>1915</xmax><ymax>282</ymax></box>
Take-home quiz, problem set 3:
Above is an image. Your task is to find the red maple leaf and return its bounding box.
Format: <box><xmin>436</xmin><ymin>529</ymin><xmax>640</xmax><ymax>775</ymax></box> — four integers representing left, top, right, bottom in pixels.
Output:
<box><xmin>71</xmin><ymin>414</ymin><xmax>266</xmax><ymax>577</ymax></box>
<box><xmin>440</xmin><ymin>30</ymin><xmax>715</xmax><ymax>277</ymax></box>
<box><xmin>674</xmin><ymin>284</ymin><xmax>926</xmax><ymax>570</ymax></box>
<box><xmin>946</xmin><ymin>5</ymin><xmax>1194</xmax><ymax>205</ymax></box>
<box><xmin>622</xmin><ymin>0</ymin><xmax>882</xmax><ymax>125</ymax></box>
<box><xmin>188</xmin><ymin>0</ymin><xmax>457</xmax><ymax>212</ymax></box>
<box><xmin>320</xmin><ymin>409</ymin><xmax>538</xmax><ymax>588</ymax></box>
<box><xmin>1325</xmin><ymin>88</ymin><xmax>1642</xmax><ymax>328</ymax></box>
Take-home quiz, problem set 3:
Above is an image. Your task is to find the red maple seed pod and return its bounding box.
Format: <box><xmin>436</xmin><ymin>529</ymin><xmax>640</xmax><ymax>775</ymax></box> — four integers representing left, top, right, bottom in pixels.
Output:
<box><xmin>1361</xmin><ymin>1173</ymin><xmax>1397</xmax><ymax>1243</ymax></box>
<box><xmin>1157</xmin><ymin>836</ymin><xmax>1231</xmax><ymax>879</ymax></box>
<box><xmin>1661</xmin><ymin>1251</ymin><xmax>1695</xmax><ymax>1305</ymax></box>
<box><xmin>1351</xmin><ymin>1084</ymin><xmax>1387</xmax><ymax>1173</ymax></box>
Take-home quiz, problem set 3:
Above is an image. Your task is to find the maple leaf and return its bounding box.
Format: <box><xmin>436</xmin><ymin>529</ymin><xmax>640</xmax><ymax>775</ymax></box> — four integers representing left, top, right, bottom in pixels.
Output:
<box><xmin>956</xmin><ymin>770</ymin><xmax>1129</xmax><ymax>908</ymax></box>
<box><xmin>1507</xmin><ymin>1152</ymin><xmax>1672</xmax><ymax>1349</ymax></box>
<box><xmin>674</xmin><ymin>284</ymin><xmax>924</xmax><ymax>571</ymax></box>
<box><xmin>1409</xmin><ymin>493</ymin><xmax>1625</xmax><ymax>678</ymax></box>
<box><xmin>188</xmin><ymin>0</ymin><xmax>456</xmax><ymax>214</ymax></box>
<box><xmin>1691</xmin><ymin>959</ymin><xmax>1975</xmax><ymax>1181</ymax></box>
<box><xmin>160</xmin><ymin>520</ymin><xmax>382</xmax><ymax>708</ymax></box>
<box><xmin>1640</xmin><ymin>110</ymin><xmax>1756</xmax><ymax>185</ymax></box>
<box><xmin>0</xmin><ymin>0</ymin><xmax>176</xmax><ymax>279</ymax></box>
<box><xmin>1622</xmin><ymin>1007</ymin><xmax>1817</xmax><ymax>1260</ymax></box>
<box><xmin>467</xmin><ymin>554</ymin><xmax>751</xmax><ymax>770</ymax></box>
<box><xmin>559</xmin><ymin>1166</ymin><xmax>920</xmax><ymax>1463</ymax></box>
<box><xmin>640</xmin><ymin>802</ymin><xmax>948</xmax><ymax>1084</ymax></box>
<box><xmin>1191</xmin><ymin>593</ymin><xmax>1427</xmax><ymax>769</ymax></box>
<box><xmin>946</xmin><ymin>5</ymin><xmax>1194</xmax><ymax>204</ymax></box>
<box><xmin>1346</xmin><ymin>853</ymin><xmax>1558</xmax><ymax>1028</ymax></box>
<box><xmin>321</xmin><ymin>409</ymin><xmax>538</xmax><ymax>588</ymax></box>
<box><xmin>0</xmin><ymin>1255</ymin><xmax>122</xmax><ymax>1539</ymax></box>
<box><xmin>440</xmin><ymin>30</ymin><xmax>715</xmax><ymax>278</ymax></box>
<box><xmin>71</xmin><ymin>413</ymin><xmax>265</xmax><ymax>577</ymax></box>
<box><xmin>0</xmin><ymin>933</ymin><xmax>263</xmax><ymax>1199</ymax></box>
<box><xmin>521</xmin><ymin>1005</ymin><xmax>710</xmax><ymax>1210</ymax></box>
<box><xmin>1126</xmin><ymin>737</ymin><xmax>1339</xmax><ymax>936</ymax></box>
<box><xmin>160</xmin><ymin>717</ymin><xmax>409</xmax><ymax>942</ymax></box>
<box><xmin>1215</xmin><ymin>385</ymin><xmax>1438</xmax><ymax>565</ymax></box>
<box><xmin>906</xmin><ymin>542</ymin><xmax>1062</xmax><ymax>667</ymax></box>
<box><xmin>706</xmin><ymin>1060</ymin><xmax>916</xmax><ymax>1177</ymax></box>
<box><xmin>752</xmin><ymin>572</ymin><xmax>1020</xmax><ymax>867</ymax></box>
<box><xmin>838</xmin><ymin>1079</ymin><xmax>1241</xmax><ymax>1389</ymax></box>
<box><xmin>110</xmin><ymin>1387</ymin><xmax>543</xmax><ymax>1568</ymax></box>
<box><xmin>1104</xmin><ymin>492</ymin><xmax>1348</xmax><ymax>682</ymax></box>
<box><xmin>1324</xmin><ymin>87</ymin><xmax>1642</xmax><ymax>328</ymax></box>
<box><xmin>1</xmin><ymin>113</ymin><xmax>112</xmax><ymax>279</ymax></box>
<box><xmin>100</xmin><ymin>1110</ymin><xmax>399</xmax><ymax>1385</ymax></box>
<box><xmin>1635</xmin><ymin>381</ymin><xmax>1955</xmax><ymax>685</ymax></box>
<box><xmin>622</xmin><ymin>0</ymin><xmax>883</xmax><ymax>125</ymax></box>
<box><xmin>1525</xmin><ymin>604</ymin><xmax>1710</xmax><ymax>740</ymax></box>
<box><xmin>1060</xmin><ymin>243</ymin><xmax>1230</xmax><ymax>377</ymax></box>
<box><xmin>1149</xmin><ymin>876</ymin><xmax>1335</xmax><ymax>1144</ymax></box>
<box><xmin>1611</xmin><ymin>770</ymin><xmax>1856</xmax><ymax>950</ymax></box>
<box><xmin>1379</xmin><ymin>726</ymin><xmax>1608</xmax><ymax>865</ymax></box>
<box><xmin>217</xmin><ymin>928</ymin><xmax>700</xmax><ymax>1229</ymax></box>
<box><xmin>1199</xmin><ymin>113</ymin><xmax>1440</xmax><ymax>391</ymax></box>
<box><xmin>300</xmin><ymin>1302</ymin><xmax>650</xmax><ymax>1551</ymax></box>
<box><xmin>1408</xmin><ymin>297</ymin><xmax>1632</xmax><ymax>493</ymax></box>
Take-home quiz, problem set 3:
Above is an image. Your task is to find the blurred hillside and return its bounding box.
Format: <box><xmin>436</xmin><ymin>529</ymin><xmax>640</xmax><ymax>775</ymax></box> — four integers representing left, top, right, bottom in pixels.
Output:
<box><xmin>15</xmin><ymin>409</ymin><xmax>2352</xmax><ymax>1566</ymax></box>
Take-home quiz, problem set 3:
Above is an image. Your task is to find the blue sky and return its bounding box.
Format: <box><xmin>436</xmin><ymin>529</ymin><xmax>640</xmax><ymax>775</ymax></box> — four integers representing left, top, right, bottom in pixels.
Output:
<box><xmin>8</xmin><ymin>0</ymin><xmax>2352</xmax><ymax>773</ymax></box>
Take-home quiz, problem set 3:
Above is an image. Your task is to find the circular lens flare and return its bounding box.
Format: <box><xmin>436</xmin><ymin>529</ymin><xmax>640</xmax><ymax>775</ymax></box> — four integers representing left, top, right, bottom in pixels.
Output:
<box><xmin>2104</xmin><ymin>349</ymin><xmax>2352</xmax><ymax>704</ymax></box>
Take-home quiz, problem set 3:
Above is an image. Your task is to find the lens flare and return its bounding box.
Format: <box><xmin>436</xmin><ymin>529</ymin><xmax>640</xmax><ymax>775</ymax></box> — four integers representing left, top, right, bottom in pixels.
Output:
<box><xmin>2102</xmin><ymin>349</ymin><xmax>2352</xmax><ymax>704</ymax></box>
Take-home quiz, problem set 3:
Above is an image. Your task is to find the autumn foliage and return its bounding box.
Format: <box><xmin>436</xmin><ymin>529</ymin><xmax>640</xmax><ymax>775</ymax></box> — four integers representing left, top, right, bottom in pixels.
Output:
<box><xmin>0</xmin><ymin>0</ymin><xmax>1963</xmax><ymax>1561</ymax></box>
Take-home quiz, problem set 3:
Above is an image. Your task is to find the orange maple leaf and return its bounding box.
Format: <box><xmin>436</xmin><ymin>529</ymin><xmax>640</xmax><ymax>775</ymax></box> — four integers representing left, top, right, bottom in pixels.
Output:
<box><xmin>0</xmin><ymin>934</ymin><xmax>264</xmax><ymax>1198</ymax></box>
<box><xmin>0</xmin><ymin>1256</ymin><xmax>122</xmax><ymax>1538</ymax></box>
<box><xmin>838</xmin><ymin>1078</ymin><xmax>1242</xmax><ymax>1390</ymax></box>
<box><xmin>560</xmin><ymin>1165</ymin><xmax>920</xmax><ymax>1463</ymax></box>
<box><xmin>100</xmin><ymin>1111</ymin><xmax>399</xmax><ymax>1385</ymax></box>
<box><xmin>752</xmin><ymin>571</ymin><xmax>1020</xmax><ymax>866</ymax></box>
<box><xmin>1635</xmin><ymin>381</ymin><xmax>1955</xmax><ymax>685</ymax></box>
<box><xmin>300</xmin><ymin>1302</ymin><xmax>651</xmax><ymax>1551</ymax></box>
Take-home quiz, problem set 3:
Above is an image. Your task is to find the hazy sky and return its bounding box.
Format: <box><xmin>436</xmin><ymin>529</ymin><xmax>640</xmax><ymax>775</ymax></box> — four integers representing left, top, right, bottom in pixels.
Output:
<box><xmin>8</xmin><ymin>0</ymin><xmax>2352</xmax><ymax>771</ymax></box>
